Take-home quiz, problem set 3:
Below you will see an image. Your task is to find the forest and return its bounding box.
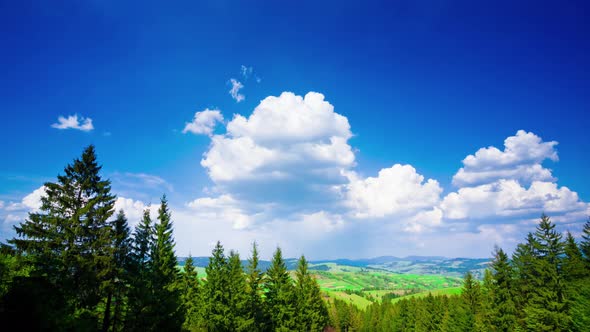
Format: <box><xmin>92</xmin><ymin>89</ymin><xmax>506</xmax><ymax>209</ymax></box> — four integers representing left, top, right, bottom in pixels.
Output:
<box><xmin>1</xmin><ymin>145</ymin><xmax>589</xmax><ymax>331</ymax></box>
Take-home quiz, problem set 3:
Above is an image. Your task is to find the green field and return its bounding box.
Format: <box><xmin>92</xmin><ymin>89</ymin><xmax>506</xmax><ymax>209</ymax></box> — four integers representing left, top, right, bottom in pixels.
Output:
<box><xmin>390</xmin><ymin>287</ymin><xmax>462</xmax><ymax>304</ymax></box>
<box><xmin>310</xmin><ymin>264</ymin><xmax>463</xmax><ymax>308</ymax></box>
<box><xmin>176</xmin><ymin>261</ymin><xmax>464</xmax><ymax>309</ymax></box>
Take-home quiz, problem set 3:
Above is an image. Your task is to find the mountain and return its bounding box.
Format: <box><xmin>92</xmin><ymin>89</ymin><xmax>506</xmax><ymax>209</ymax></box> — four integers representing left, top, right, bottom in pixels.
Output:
<box><xmin>178</xmin><ymin>255</ymin><xmax>490</xmax><ymax>278</ymax></box>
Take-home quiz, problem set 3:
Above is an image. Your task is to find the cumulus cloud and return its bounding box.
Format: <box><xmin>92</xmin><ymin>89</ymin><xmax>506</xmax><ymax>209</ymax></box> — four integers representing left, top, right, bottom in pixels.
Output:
<box><xmin>442</xmin><ymin>130</ymin><xmax>588</xmax><ymax>226</ymax></box>
<box><xmin>186</xmin><ymin>194</ymin><xmax>256</xmax><ymax>230</ymax></box>
<box><xmin>343</xmin><ymin>164</ymin><xmax>442</xmax><ymax>218</ymax></box>
<box><xmin>452</xmin><ymin>130</ymin><xmax>558</xmax><ymax>187</ymax></box>
<box><xmin>51</xmin><ymin>114</ymin><xmax>94</xmax><ymax>132</ymax></box>
<box><xmin>228</xmin><ymin>79</ymin><xmax>245</xmax><ymax>102</ymax></box>
<box><xmin>113</xmin><ymin>197</ymin><xmax>158</xmax><ymax>227</ymax></box>
<box><xmin>183</xmin><ymin>109</ymin><xmax>224</xmax><ymax>136</ymax></box>
<box><xmin>442</xmin><ymin>180</ymin><xmax>587</xmax><ymax>220</ymax></box>
<box><xmin>201</xmin><ymin>92</ymin><xmax>354</xmax><ymax>206</ymax></box>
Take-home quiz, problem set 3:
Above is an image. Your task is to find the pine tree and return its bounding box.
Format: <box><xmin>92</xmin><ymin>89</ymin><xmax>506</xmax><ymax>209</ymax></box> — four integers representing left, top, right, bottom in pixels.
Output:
<box><xmin>524</xmin><ymin>214</ymin><xmax>568</xmax><ymax>331</ymax></box>
<box><xmin>246</xmin><ymin>242</ymin><xmax>266</xmax><ymax>332</ymax></box>
<box><xmin>265</xmin><ymin>247</ymin><xmax>296</xmax><ymax>331</ymax></box>
<box><xmin>204</xmin><ymin>241</ymin><xmax>231</xmax><ymax>331</ymax></box>
<box><xmin>581</xmin><ymin>218</ymin><xmax>590</xmax><ymax>267</ymax></box>
<box><xmin>10</xmin><ymin>145</ymin><xmax>116</xmax><ymax>328</ymax></box>
<box><xmin>180</xmin><ymin>254</ymin><xmax>202</xmax><ymax>331</ymax></box>
<box><xmin>126</xmin><ymin>209</ymin><xmax>155</xmax><ymax>331</ymax></box>
<box><xmin>490</xmin><ymin>247</ymin><xmax>516</xmax><ymax>332</ymax></box>
<box><xmin>150</xmin><ymin>195</ymin><xmax>182</xmax><ymax>331</ymax></box>
<box><xmin>227</xmin><ymin>251</ymin><xmax>253</xmax><ymax>331</ymax></box>
<box><xmin>511</xmin><ymin>232</ymin><xmax>535</xmax><ymax>325</ymax></box>
<box><xmin>294</xmin><ymin>255</ymin><xmax>329</xmax><ymax>331</ymax></box>
<box><xmin>563</xmin><ymin>232</ymin><xmax>587</xmax><ymax>282</ymax></box>
<box><xmin>461</xmin><ymin>271</ymin><xmax>481</xmax><ymax>316</ymax></box>
<box><xmin>103</xmin><ymin>210</ymin><xmax>132</xmax><ymax>332</ymax></box>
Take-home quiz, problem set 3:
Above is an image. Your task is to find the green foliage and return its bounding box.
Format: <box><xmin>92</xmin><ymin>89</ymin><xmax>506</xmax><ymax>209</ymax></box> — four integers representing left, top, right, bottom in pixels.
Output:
<box><xmin>581</xmin><ymin>219</ymin><xmax>590</xmax><ymax>267</ymax></box>
<box><xmin>125</xmin><ymin>209</ymin><xmax>155</xmax><ymax>331</ymax></box>
<box><xmin>246</xmin><ymin>242</ymin><xmax>267</xmax><ymax>331</ymax></box>
<box><xmin>265</xmin><ymin>247</ymin><xmax>296</xmax><ymax>331</ymax></box>
<box><xmin>8</xmin><ymin>145</ymin><xmax>116</xmax><ymax>329</ymax></box>
<box><xmin>524</xmin><ymin>214</ymin><xmax>569</xmax><ymax>331</ymax></box>
<box><xmin>150</xmin><ymin>195</ymin><xmax>182</xmax><ymax>331</ymax></box>
<box><xmin>294</xmin><ymin>255</ymin><xmax>329</xmax><ymax>331</ymax></box>
<box><xmin>180</xmin><ymin>255</ymin><xmax>203</xmax><ymax>331</ymax></box>
<box><xmin>203</xmin><ymin>241</ymin><xmax>231</xmax><ymax>331</ymax></box>
<box><xmin>490</xmin><ymin>247</ymin><xmax>516</xmax><ymax>332</ymax></box>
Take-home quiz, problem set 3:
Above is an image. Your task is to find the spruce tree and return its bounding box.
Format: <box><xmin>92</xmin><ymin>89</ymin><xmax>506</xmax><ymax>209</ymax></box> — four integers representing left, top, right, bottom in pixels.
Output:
<box><xmin>227</xmin><ymin>251</ymin><xmax>253</xmax><ymax>331</ymax></box>
<box><xmin>581</xmin><ymin>218</ymin><xmax>590</xmax><ymax>266</ymax></box>
<box><xmin>461</xmin><ymin>271</ymin><xmax>481</xmax><ymax>316</ymax></box>
<box><xmin>103</xmin><ymin>210</ymin><xmax>132</xmax><ymax>332</ymax></box>
<box><xmin>246</xmin><ymin>242</ymin><xmax>266</xmax><ymax>331</ymax></box>
<box><xmin>490</xmin><ymin>247</ymin><xmax>516</xmax><ymax>332</ymax></box>
<box><xmin>180</xmin><ymin>254</ymin><xmax>202</xmax><ymax>331</ymax></box>
<box><xmin>10</xmin><ymin>145</ymin><xmax>116</xmax><ymax>328</ymax></box>
<box><xmin>126</xmin><ymin>209</ymin><xmax>154</xmax><ymax>331</ymax></box>
<box><xmin>204</xmin><ymin>241</ymin><xmax>231</xmax><ymax>331</ymax></box>
<box><xmin>524</xmin><ymin>214</ymin><xmax>568</xmax><ymax>331</ymax></box>
<box><xmin>563</xmin><ymin>232</ymin><xmax>587</xmax><ymax>282</ymax></box>
<box><xmin>294</xmin><ymin>255</ymin><xmax>329</xmax><ymax>331</ymax></box>
<box><xmin>150</xmin><ymin>195</ymin><xmax>182</xmax><ymax>331</ymax></box>
<box><xmin>265</xmin><ymin>247</ymin><xmax>296</xmax><ymax>331</ymax></box>
<box><xmin>511</xmin><ymin>232</ymin><xmax>535</xmax><ymax>324</ymax></box>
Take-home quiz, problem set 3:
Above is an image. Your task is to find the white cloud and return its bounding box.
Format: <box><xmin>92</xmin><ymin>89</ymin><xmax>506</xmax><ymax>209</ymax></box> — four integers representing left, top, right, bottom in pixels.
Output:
<box><xmin>113</xmin><ymin>197</ymin><xmax>158</xmax><ymax>227</ymax></box>
<box><xmin>51</xmin><ymin>114</ymin><xmax>94</xmax><ymax>132</ymax></box>
<box><xmin>201</xmin><ymin>92</ymin><xmax>355</xmax><ymax>206</ymax></box>
<box><xmin>442</xmin><ymin>130</ymin><xmax>587</xmax><ymax>226</ymax></box>
<box><xmin>226</xmin><ymin>92</ymin><xmax>351</xmax><ymax>143</ymax></box>
<box><xmin>0</xmin><ymin>200</ymin><xmax>4</xmax><ymax>209</ymax></box>
<box><xmin>186</xmin><ymin>194</ymin><xmax>256</xmax><ymax>230</ymax></box>
<box><xmin>183</xmin><ymin>109</ymin><xmax>224</xmax><ymax>136</ymax></box>
<box><xmin>442</xmin><ymin>180</ymin><xmax>587</xmax><ymax>220</ymax></box>
<box><xmin>228</xmin><ymin>79</ymin><xmax>245</xmax><ymax>102</ymax></box>
<box><xmin>3</xmin><ymin>214</ymin><xmax>21</xmax><ymax>224</ymax></box>
<box><xmin>20</xmin><ymin>186</ymin><xmax>46</xmax><ymax>212</ymax></box>
<box><xmin>453</xmin><ymin>130</ymin><xmax>558</xmax><ymax>187</ymax></box>
<box><xmin>343</xmin><ymin>164</ymin><xmax>442</xmax><ymax>218</ymax></box>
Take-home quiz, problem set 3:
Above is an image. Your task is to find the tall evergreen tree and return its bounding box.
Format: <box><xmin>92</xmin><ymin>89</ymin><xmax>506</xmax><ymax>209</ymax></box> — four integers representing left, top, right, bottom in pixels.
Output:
<box><xmin>180</xmin><ymin>254</ymin><xmax>202</xmax><ymax>331</ymax></box>
<box><xmin>204</xmin><ymin>241</ymin><xmax>231</xmax><ymax>331</ymax></box>
<box><xmin>150</xmin><ymin>195</ymin><xmax>182</xmax><ymax>331</ymax></box>
<box><xmin>103</xmin><ymin>210</ymin><xmax>132</xmax><ymax>332</ymax></box>
<box><xmin>525</xmin><ymin>214</ymin><xmax>568</xmax><ymax>331</ymax></box>
<box><xmin>461</xmin><ymin>271</ymin><xmax>481</xmax><ymax>316</ymax></box>
<box><xmin>563</xmin><ymin>232</ymin><xmax>587</xmax><ymax>282</ymax></box>
<box><xmin>265</xmin><ymin>247</ymin><xmax>296</xmax><ymax>331</ymax></box>
<box><xmin>126</xmin><ymin>209</ymin><xmax>155</xmax><ymax>331</ymax></box>
<box><xmin>9</xmin><ymin>145</ymin><xmax>116</xmax><ymax>328</ymax></box>
<box><xmin>581</xmin><ymin>218</ymin><xmax>590</xmax><ymax>266</ymax></box>
<box><xmin>245</xmin><ymin>242</ymin><xmax>266</xmax><ymax>332</ymax></box>
<box><xmin>490</xmin><ymin>247</ymin><xmax>516</xmax><ymax>332</ymax></box>
<box><xmin>294</xmin><ymin>255</ymin><xmax>329</xmax><ymax>331</ymax></box>
<box><xmin>512</xmin><ymin>232</ymin><xmax>535</xmax><ymax>323</ymax></box>
<box><xmin>227</xmin><ymin>251</ymin><xmax>253</xmax><ymax>331</ymax></box>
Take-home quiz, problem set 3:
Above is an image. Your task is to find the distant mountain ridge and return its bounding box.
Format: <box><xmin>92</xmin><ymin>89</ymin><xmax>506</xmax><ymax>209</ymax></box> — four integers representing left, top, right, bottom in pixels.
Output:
<box><xmin>178</xmin><ymin>255</ymin><xmax>490</xmax><ymax>278</ymax></box>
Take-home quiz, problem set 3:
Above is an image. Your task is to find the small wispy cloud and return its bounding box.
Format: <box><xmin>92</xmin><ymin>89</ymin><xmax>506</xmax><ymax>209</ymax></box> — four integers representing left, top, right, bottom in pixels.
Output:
<box><xmin>183</xmin><ymin>108</ymin><xmax>224</xmax><ymax>136</ymax></box>
<box><xmin>51</xmin><ymin>114</ymin><xmax>94</xmax><ymax>132</ymax></box>
<box><xmin>228</xmin><ymin>78</ymin><xmax>245</xmax><ymax>102</ymax></box>
<box><xmin>241</xmin><ymin>65</ymin><xmax>253</xmax><ymax>79</ymax></box>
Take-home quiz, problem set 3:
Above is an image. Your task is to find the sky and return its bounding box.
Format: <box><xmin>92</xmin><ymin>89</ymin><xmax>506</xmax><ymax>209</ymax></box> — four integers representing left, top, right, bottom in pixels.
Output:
<box><xmin>1</xmin><ymin>0</ymin><xmax>589</xmax><ymax>259</ymax></box>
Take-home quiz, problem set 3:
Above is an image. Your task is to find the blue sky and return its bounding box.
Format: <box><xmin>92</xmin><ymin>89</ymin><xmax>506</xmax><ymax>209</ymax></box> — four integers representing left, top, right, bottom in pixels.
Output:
<box><xmin>1</xmin><ymin>0</ymin><xmax>589</xmax><ymax>259</ymax></box>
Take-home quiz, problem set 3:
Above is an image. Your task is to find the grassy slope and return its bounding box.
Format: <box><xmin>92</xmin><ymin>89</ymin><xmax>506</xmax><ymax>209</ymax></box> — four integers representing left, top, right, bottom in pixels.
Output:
<box><xmin>390</xmin><ymin>287</ymin><xmax>462</xmax><ymax>304</ymax></box>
